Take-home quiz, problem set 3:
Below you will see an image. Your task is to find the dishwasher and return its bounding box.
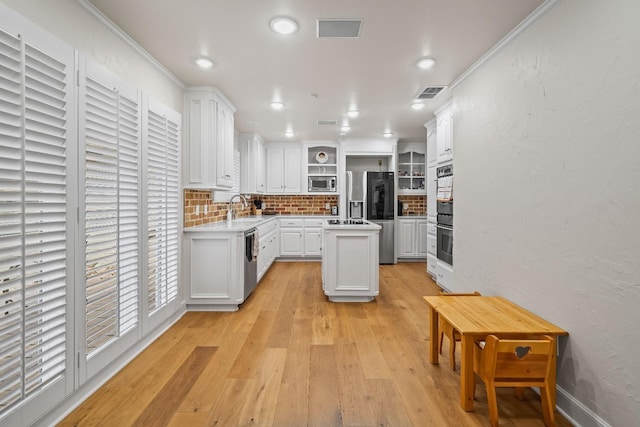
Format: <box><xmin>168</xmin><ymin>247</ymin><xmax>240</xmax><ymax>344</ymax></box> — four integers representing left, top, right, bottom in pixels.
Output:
<box><xmin>243</xmin><ymin>228</ymin><xmax>258</xmax><ymax>299</ymax></box>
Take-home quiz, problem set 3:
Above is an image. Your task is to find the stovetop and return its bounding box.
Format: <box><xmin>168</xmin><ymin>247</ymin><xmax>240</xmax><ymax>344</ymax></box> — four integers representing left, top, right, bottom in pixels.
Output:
<box><xmin>327</xmin><ymin>219</ymin><xmax>367</xmax><ymax>225</ymax></box>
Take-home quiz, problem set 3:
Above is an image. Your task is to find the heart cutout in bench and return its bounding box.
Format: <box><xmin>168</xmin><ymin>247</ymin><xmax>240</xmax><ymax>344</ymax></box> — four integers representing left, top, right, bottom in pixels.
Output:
<box><xmin>515</xmin><ymin>346</ymin><xmax>532</xmax><ymax>359</ymax></box>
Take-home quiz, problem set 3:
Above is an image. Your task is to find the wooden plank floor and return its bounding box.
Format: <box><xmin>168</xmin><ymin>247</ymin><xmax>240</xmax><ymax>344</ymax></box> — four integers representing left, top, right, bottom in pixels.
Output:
<box><xmin>60</xmin><ymin>262</ymin><xmax>572</xmax><ymax>427</ymax></box>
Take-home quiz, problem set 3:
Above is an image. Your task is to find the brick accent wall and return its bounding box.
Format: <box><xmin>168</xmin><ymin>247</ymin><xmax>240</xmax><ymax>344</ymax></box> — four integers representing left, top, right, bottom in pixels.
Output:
<box><xmin>184</xmin><ymin>189</ymin><xmax>253</xmax><ymax>228</ymax></box>
<box><xmin>184</xmin><ymin>190</ymin><xmax>339</xmax><ymax>228</ymax></box>
<box><xmin>259</xmin><ymin>195</ymin><xmax>338</xmax><ymax>216</ymax></box>
<box><xmin>398</xmin><ymin>195</ymin><xmax>427</xmax><ymax>216</ymax></box>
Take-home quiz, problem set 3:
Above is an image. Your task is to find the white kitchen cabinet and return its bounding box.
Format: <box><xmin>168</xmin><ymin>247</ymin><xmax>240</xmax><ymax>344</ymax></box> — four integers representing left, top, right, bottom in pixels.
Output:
<box><xmin>425</xmin><ymin>119</ymin><xmax>437</xmax><ymax>167</ymax></box>
<box><xmin>280</xmin><ymin>218</ymin><xmax>305</xmax><ymax>256</ymax></box>
<box><xmin>303</xmin><ymin>217</ymin><xmax>325</xmax><ymax>256</ymax></box>
<box><xmin>183</xmin><ymin>87</ymin><xmax>236</xmax><ymax>189</ymax></box>
<box><xmin>183</xmin><ymin>231</ymin><xmax>244</xmax><ymax>311</ymax></box>
<box><xmin>240</xmin><ymin>133</ymin><xmax>267</xmax><ymax>194</ymax></box>
<box><xmin>427</xmin><ymin>166</ymin><xmax>437</xmax><ymax>222</ymax></box>
<box><xmin>322</xmin><ymin>222</ymin><xmax>380</xmax><ymax>302</ymax></box>
<box><xmin>417</xmin><ymin>220</ymin><xmax>429</xmax><ymax>256</ymax></box>
<box><xmin>398</xmin><ymin>218</ymin><xmax>428</xmax><ymax>259</ymax></box>
<box><xmin>216</xmin><ymin>100</ymin><xmax>235</xmax><ymax>188</ymax></box>
<box><xmin>257</xmin><ymin>218</ymin><xmax>279</xmax><ymax>281</ymax></box>
<box><xmin>397</xmin><ymin>142</ymin><xmax>427</xmax><ymax>194</ymax></box>
<box><xmin>266</xmin><ymin>144</ymin><xmax>302</xmax><ymax>193</ymax></box>
<box><xmin>436</xmin><ymin>101</ymin><xmax>453</xmax><ymax>164</ymax></box>
<box><xmin>427</xmin><ymin>253</ymin><xmax>438</xmax><ymax>278</ymax></box>
<box><xmin>437</xmin><ymin>261</ymin><xmax>453</xmax><ymax>291</ymax></box>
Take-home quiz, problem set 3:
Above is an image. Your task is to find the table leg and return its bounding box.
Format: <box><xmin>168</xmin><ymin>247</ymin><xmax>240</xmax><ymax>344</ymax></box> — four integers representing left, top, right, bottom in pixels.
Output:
<box><xmin>428</xmin><ymin>306</ymin><xmax>439</xmax><ymax>365</ymax></box>
<box><xmin>460</xmin><ymin>334</ymin><xmax>475</xmax><ymax>411</ymax></box>
<box><xmin>550</xmin><ymin>336</ymin><xmax>557</xmax><ymax>410</ymax></box>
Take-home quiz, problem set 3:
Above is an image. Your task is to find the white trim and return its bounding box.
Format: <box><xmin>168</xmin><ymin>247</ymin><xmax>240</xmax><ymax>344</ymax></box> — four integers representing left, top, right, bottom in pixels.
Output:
<box><xmin>449</xmin><ymin>0</ymin><xmax>564</xmax><ymax>90</ymax></box>
<box><xmin>556</xmin><ymin>386</ymin><xmax>612</xmax><ymax>427</ymax></box>
<box><xmin>71</xmin><ymin>0</ymin><xmax>185</xmax><ymax>89</ymax></box>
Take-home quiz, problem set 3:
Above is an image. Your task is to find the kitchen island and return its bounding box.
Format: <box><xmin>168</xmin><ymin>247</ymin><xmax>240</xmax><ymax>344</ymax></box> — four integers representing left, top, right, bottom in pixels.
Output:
<box><xmin>321</xmin><ymin>219</ymin><xmax>381</xmax><ymax>302</ymax></box>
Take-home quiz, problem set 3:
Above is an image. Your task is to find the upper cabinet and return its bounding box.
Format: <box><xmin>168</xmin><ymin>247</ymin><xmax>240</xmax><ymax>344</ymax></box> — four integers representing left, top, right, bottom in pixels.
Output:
<box><xmin>239</xmin><ymin>133</ymin><xmax>266</xmax><ymax>194</ymax></box>
<box><xmin>397</xmin><ymin>142</ymin><xmax>426</xmax><ymax>195</ymax></box>
<box><xmin>304</xmin><ymin>141</ymin><xmax>339</xmax><ymax>194</ymax></box>
<box><xmin>425</xmin><ymin>119</ymin><xmax>437</xmax><ymax>167</ymax></box>
<box><xmin>266</xmin><ymin>144</ymin><xmax>302</xmax><ymax>193</ymax></box>
<box><xmin>183</xmin><ymin>87</ymin><xmax>236</xmax><ymax>189</ymax></box>
<box><xmin>435</xmin><ymin>101</ymin><xmax>453</xmax><ymax>164</ymax></box>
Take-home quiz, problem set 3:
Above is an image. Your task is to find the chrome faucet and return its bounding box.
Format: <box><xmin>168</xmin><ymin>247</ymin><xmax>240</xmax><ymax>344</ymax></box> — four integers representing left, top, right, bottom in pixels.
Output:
<box><xmin>228</xmin><ymin>194</ymin><xmax>248</xmax><ymax>220</ymax></box>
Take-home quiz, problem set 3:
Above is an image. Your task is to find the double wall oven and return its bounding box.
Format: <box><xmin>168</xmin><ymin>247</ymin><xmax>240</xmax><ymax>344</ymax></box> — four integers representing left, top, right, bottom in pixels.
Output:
<box><xmin>436</xmin><ymin>164</ymin><xmax>453</xmax><ymax>265</ymax></box>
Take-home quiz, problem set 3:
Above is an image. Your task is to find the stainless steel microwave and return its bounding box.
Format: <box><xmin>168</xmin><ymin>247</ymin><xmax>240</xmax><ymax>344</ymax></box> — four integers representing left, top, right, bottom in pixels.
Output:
<box><xmin>308</xmin><ymin>176</ymin><xmax>337</xmax><ymax>192</ymax></box>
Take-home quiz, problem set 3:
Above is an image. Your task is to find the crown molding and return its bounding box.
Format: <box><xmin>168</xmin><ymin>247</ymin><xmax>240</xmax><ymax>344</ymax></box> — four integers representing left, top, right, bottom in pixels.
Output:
<box><xmin>72</xmin><ymin>0</ymin><xmax>185</xmax><ymax>89</ymax></box>
<box><xmin>449</xmin><ymin>0</ymin><xmax>564</xmax><ymax>90</ymax></box>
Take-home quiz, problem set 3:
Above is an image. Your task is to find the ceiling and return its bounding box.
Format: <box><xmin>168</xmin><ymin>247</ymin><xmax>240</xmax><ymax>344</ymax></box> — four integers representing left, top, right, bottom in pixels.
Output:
<box><xmin>87</xmin><ymin>0</ymin><xmax>545</xmax><ymax>143</ymax></box>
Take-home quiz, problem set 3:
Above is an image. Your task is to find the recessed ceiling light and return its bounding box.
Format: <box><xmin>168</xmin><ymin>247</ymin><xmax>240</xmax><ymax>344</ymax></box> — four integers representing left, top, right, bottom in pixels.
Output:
<box><xmin>270</xmin><ymin>101</ymin><xmax>285</xmax><ymax>110</ymax></box>
<box><xmin>346</xmin><ymin>109</ymin><xmax>360</xmax><ymax>118</ymax></box>
<box><xmin>195</xmin><ymin>57</ymin><xmax>214</xmax><ymax>69</ymax></box>
<box><xmin>383</xmin><ymin>132</ymin><xmax>394</xmax><ymax>138</ymax></box>
<box><xmin>416</xmin><ymin>56</ymin><xmax>436</xmax><ymax>70</ymax></box>
<box><xmin>411</xmin><ymin>102</ymin><xmax>425</xmax><ymax>111</ymax></box>
<box><xmin>340</xmin><ymin>125</ymin><xmax>351</xmax><ymax>132</ymax></box>
<box><xmin>269</xmin><ymin>16</ymin><xmax>298</xmax><ymax>35</ymax></box>
<box><xmin>285</xmin><ymin>130</ymin><xmax>294</xmax><ymax>138</ymax></box>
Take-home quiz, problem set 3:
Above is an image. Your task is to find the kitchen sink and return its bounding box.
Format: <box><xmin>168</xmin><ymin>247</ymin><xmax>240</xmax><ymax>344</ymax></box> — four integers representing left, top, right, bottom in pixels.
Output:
<box><xmin>231</xmin><ymin>218</ymin><xmax>260</xmax><ymax>223</ymax></box>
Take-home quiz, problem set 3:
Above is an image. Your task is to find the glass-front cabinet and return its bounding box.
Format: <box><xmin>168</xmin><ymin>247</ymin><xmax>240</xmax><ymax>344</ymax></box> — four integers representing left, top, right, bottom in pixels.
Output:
<box><xmin>397</xmin><ymin>142</ymin><xmax>427</xmax><ymax>194</ymax></box>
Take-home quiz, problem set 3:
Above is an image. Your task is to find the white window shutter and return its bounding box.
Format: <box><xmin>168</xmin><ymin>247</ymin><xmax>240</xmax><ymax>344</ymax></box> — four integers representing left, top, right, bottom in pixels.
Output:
<box><xmin>145</xmin><ymin>100</ymin><xmax>180</xmax><ymax>314</ymax></box>
<box><xmin>83</xmin><ymin>60</ymin><xmax>140</xmax><ymax>357</ymax></box>
<box><xmin>0</xmin><ymin>24</ymin><xmax>73</xmax><ymax>418</ymax></box>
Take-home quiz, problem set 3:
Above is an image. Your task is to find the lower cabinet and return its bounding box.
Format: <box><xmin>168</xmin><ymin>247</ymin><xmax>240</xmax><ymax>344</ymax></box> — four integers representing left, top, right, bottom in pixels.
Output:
<box><xmin>257</xmin><ymin>219</ymin><xmax>279</xmax><ymax>281</ymax></box>
<box><xmin>183</xmin><ymin>231</ymin><xmax>244</xmax><ymax>311</ymax></box>
<box><xmin>279</xmin><ymin>216</ymin><xmax>330</xmax><ymax>258</ymax></box>
<box><xmin>398</xmin><ymin>218</ymin><xmax>428</xmax><ymax>259</ymax></box>
<box><xmin>437</xmin><ymin>261</ymin><xmax>453</xmax><ymax>291</ymax></box>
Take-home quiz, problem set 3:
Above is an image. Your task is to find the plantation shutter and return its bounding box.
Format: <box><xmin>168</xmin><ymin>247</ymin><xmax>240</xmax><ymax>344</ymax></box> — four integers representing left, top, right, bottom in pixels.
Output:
<box><xmin>83</xmin><ymin>60</ymin><xmax>140</xmax><ymax>359</ymax></box>
<box><xmin>146</xmin><ymin>101</ymin><xmax>179</xmax><ymax>314</ymax></box>
<box><xmin>0</xmin><ymin>26</ymin><xmax>72</xmax><ymax>416</ymax></box>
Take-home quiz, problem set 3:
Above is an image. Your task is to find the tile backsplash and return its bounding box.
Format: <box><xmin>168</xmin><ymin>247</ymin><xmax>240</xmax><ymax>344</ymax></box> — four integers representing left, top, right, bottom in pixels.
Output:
<box><xmin>184</xmin><ymin>190</ymin><xmax>338</xmax><ymax>228</ymax></box>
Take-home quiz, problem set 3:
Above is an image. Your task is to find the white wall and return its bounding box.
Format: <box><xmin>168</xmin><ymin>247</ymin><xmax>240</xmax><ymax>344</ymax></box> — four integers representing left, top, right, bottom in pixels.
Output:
<box><xmin>452</xmin><ymin>0</ymin><xmax>640</xmax><ymax>425</ymax></box>
<box><xmin>0</xmin><ymin>0</ymin><xmax>184</xmax><ymax>111</ymax></box>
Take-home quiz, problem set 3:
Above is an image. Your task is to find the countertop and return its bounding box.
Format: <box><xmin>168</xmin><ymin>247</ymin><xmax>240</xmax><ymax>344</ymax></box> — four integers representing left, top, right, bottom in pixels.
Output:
<box><xmin>183</xmin><ymin>214</ymin><xmax>336</xmax><ymax>233</ymax></box>
<box><xmin>322</xmin><ymin>219</ymin><xmax>382</xmax><ymax>231</ymax></box>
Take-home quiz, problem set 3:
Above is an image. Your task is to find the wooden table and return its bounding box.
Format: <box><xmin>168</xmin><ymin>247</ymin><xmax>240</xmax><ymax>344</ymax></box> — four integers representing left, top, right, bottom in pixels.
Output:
<box><xmin>423</xmin><ymin>295</ymin><xmax>568</xmax><ymax>411</ymax></box>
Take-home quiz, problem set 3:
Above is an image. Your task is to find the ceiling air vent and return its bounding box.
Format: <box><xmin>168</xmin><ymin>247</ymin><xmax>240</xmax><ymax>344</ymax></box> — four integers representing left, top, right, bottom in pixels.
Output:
<box><xmin>317</xmin><ymin>120</ymin><xmax>338</xmax><ymax>126</ymax></box>
<box><xmin>416</xmin><ymin>86</ymin><xmax>446</xmax><ymax>100</ymax></box>
<box><xmin>317</xmin><ymin>19</ymin><xmax>362</xmax><ymax>38</ymax></box>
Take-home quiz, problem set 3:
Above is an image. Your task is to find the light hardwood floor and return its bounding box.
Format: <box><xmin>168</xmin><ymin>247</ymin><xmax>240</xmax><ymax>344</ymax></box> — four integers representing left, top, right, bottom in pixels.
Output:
<box><xmin>60</xmin><ymin>262</ymin><xmax>571</xmax><ymax>426</ymax></box>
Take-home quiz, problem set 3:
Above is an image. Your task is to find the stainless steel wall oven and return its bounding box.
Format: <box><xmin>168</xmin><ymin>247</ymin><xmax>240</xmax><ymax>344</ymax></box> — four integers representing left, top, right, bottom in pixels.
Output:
<box><xmin>436</xmin><ymin>164</ymin><xmax>453</xmax><ymax>265</ymax></box>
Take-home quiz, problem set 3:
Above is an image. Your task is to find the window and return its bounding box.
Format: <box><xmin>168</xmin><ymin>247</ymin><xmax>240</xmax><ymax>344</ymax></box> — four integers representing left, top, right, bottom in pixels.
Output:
<box><xmin>146</xmin><ymin>100</ymin><xmax>180</xmax><ymax>313</ymax></box>
<box><xmin>83</xmin><ymin>61</ymin><xmax>140</xmax><ymax>357</ymax></box>
<box><xmin>0</xmin><ymin>26</ymin><xmax>73</xmax><ymax>416</ymax></box>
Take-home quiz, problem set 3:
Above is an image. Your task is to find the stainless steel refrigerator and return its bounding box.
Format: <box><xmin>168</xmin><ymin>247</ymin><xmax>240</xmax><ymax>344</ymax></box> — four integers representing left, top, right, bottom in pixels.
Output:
<box><xmin>346</xmin><ymin>171</ymin><xmax>395</xmax><ymax>264</ymax></box>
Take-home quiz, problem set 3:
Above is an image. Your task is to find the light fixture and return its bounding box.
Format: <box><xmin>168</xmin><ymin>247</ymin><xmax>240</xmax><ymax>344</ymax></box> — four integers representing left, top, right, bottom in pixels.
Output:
<box><xmin>285</xmin><ymin>130</ymin><xmax>294</xmax><ymax>138</ymax></box>
<box><xmin>269</xmin><ymin>16</ymin><xmax>299</xmax><ymax>35</ymax></box>
<box><xmin>411</xmin><ymin>102</ymin><xmax>425</xmax><ymax>111</ymax></box>
<box><xmin>270</xmin><ymin>101</ymin><xmax>285</xmax><ymax>110</ymax></box>
<box><xmin>195</xmin><ymin>57</ymin><xmax>214</xmax><ymax>69</ymax></box>
<box><xmin>340</xmin><ymin>125</ymin><xmax>351</xmax><ymax>132</ymax></box>
<box><xmin>383</xmin><ymin>132</ymin><xmax>394</xmax><ymax>138</ymax></box>
<box><xmin>347</xmin><ymin>109</ymin><xmax>360</xmax><ymax>118</ymax></box>
<box><xmin>416</xmin><ymin>56</ymin><xmax>436</xmax><ymax>70</ymax></box>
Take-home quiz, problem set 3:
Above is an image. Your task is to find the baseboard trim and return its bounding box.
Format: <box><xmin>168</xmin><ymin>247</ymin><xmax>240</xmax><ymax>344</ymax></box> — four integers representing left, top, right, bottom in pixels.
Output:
<box><xmin>556</xmin><ymin>386</ymin><xmax>611</xmax><ymax>427</ymax></box>
<box><xmin>34</xmin><ymin>308</ymin><xmax>187</xmax><ymax>427</ymax></box>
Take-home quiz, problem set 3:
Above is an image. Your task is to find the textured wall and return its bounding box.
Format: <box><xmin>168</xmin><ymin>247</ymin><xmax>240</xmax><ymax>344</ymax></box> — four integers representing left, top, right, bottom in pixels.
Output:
<box><xmin>452</xmin><ymin>0</ymin><xmax>640</xmax><ymax>425</ymax></box>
